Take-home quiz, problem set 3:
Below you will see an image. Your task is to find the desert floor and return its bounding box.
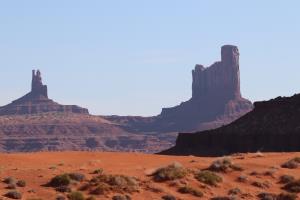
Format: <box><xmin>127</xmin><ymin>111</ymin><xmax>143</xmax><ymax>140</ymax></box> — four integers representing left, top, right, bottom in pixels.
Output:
<box><xmin>0</xmin><ymin>152</ymin><xmax>300</xmax><ymax>200</ymax></box>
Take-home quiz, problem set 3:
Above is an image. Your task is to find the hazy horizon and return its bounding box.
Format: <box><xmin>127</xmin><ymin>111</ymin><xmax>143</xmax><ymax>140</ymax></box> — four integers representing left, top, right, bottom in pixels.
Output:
<box><xmin>1</xmin><ymin>1</ymin><xmax>299</xmax><ymax>116</ymax></box>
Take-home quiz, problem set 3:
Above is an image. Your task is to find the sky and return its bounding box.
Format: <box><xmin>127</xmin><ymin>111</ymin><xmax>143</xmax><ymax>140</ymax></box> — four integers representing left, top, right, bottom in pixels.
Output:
<box><xmin>0</xmin><ymin>1</ymin><xmax>299</xmax><ymax>116</ymax></box>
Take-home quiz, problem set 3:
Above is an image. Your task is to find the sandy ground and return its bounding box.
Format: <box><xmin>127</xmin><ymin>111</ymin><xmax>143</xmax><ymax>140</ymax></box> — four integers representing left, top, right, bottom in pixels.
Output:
<box><xmin>0</xmin><ymin>152</ymin><xmax>300</xmax><ymax>200</ymax></box>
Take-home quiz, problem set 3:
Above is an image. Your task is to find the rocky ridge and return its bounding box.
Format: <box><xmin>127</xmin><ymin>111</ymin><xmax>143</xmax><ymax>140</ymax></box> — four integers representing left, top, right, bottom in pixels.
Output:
<box><xmin>161</xmin><ymin>93</ymin><xmax>300</xmax><ymax>156</ymax></box>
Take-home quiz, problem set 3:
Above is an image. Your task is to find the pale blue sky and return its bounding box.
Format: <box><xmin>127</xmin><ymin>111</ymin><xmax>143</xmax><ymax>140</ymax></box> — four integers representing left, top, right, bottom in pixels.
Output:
<box><xmin>0</xmin><ymin>1</ymin><xmax>299</xmax><ymax>116</ymax></box>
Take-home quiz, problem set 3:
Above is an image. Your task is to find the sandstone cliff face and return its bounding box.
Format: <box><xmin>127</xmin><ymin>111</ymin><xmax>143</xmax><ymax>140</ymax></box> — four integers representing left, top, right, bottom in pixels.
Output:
<box><xmin>0</xmin><ymin>70</ymin><xmax>89</xmax><ymax>115</ymax></box>
<box><xmin>161</xmin><ymin>94</ymin><xmax>300</xmax><ymax>156</ymax></box>
<box><xmin>106</xmin><ymin>45</ymin><xmax>253</xmax><ymax>133</ymax></box>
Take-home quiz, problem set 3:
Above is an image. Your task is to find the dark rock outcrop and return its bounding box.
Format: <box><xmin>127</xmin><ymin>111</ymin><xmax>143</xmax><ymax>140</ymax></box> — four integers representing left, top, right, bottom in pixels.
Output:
<box><xmin>161</xmin><ymin>94</ymin><xmax>300</xmax><ymax>156</ymax></box>
<box><xmin>0</xmin><ymin>70</ymin><xmax>89</xmax><ymax>115</ymax></box>
<box><xmin>105</xmin><ymin>45</ymin><xmax>253</xmax><ymax>133</ymax></box>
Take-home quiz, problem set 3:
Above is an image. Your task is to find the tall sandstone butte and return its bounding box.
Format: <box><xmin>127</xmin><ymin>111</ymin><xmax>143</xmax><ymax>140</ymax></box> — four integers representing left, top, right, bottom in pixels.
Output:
<box><xmin>0</xmin><ymin>70</ymin><xmax>89</xmax><ymax>115</ymax></box>
<box><xmin>105</xmin><ymin>45</ymin><xmax>253</xmax><ymax>133</ymax></box>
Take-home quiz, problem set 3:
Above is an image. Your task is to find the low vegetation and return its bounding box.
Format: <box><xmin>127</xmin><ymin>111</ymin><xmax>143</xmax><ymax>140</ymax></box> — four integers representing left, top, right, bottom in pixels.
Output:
<box><xmin>178</xmin><ymin>186</ymin><xmax>203</xmax><ymax>197</ymax></box>
<box><xmin>279</xmin><ymin>175</ymin><xmax>295</xmax><ymax>184</ymax></box>
<box><xmin>4</xmin><ymin>190</ymin><xmax>22</xmax><ymax>199</ymax></box>
<box><xmin>112</xmin><ymin>195</ymin><xmax>132</xmax><ymax>200</ymax></box>
<box><xmin>281</xmin><ymin>157</ymin><xmax>300</xmax><ymax>169</ymax></box>
<box><xmin>208</xmin><ymin>158</ymin><xmax>243</xmax><ymax>172</ymax></box>
<box><xmin>67</xmin><ymin>191</ymin><xmax>85</xmax><ymax>200</ymax></box>
<box><xmin>48</xmin><ymin>174</ymin><xmax>71</xmax><ymax>187</ymax></box>
<box><xmin>282</xmin><ymin>179</ymin><xmax>300</xmax><ymax>193</ymax></box>
<box><xmin>195</xmin><ymin>170</ymin><xmax>222</xmax><ymax>186</ymax></box>
<box><xmin>152</xmin><ymin>162</ymin><xmax>188</xmax><ymax>182</ymax></box>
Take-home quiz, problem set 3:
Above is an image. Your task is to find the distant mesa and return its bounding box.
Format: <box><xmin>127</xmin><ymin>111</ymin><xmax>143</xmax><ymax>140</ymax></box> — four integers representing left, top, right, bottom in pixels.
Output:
<box><xmin>105</xmin><ymin>45</ymin><xmax>253</xmax><ymax>133</ymax></box>
<box><xmin>0</xmin><ymin>69</ymin><xmax>89</xmax><ymax>115</ymax></box>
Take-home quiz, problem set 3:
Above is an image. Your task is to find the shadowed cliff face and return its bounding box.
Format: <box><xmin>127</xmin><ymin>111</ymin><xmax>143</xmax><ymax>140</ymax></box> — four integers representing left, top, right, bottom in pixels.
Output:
<box><xmin>105</xmin><ymin>45</ymin><xmax>253</xmax><ymax>133</ymax></box>
<box><xmin>0</xmin><ymin>70</ymin><xmax>89</xmax><ymax>115</ymax></box>
<box><xmin>161</xmin><ymin>94</ymin><xmax>300</xmax><ymax>156</ymax></box>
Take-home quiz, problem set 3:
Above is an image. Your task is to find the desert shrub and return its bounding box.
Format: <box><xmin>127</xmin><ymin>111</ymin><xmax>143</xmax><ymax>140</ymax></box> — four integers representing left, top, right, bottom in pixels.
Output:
<box><xmin>252</xmin><ymin>181</ymin><xmax>270</xmax><ymax>189</ymax></box>
<box><xmin>5</xmin><ymin>190</ymin><xmax>22</xmax><ymax>199</ymax></box>
<box><xmin>162</xmin><ymin>195</ymin><xmax>176</xmax><ymax>200</ymax></box>
<box><xmin>283</xmin><ymin>179</ymin><xmax>300</xmax><ymax>193</ymax></box>
<box><xmin>257</xmin><ymin>192</ymin><xmax>277</xmax><ymax>200</ymax></box>
<box><xmin>112</xmin><ymin>195</ymin><xmax>132</xmax><ymax>200</ymax></box>
<box><xmin>209</xmin><ymin>158</ymin><xmax>243</xmax><ymax>172</ymax></box>
<box><xmin>92</xmin><ymin>168</ymin><xmax>103</xmax><ymax>174</ymax></box>
<box><xmin>89</xmin><ymin>174</ymin><xmax>139</xmax><ymax>194</ymax></box>
<box><xmin>16</xmin><ymin>180</ymin><xmax>26</xmax><ymax>187</ymax></box>
<box><xmin>56</xmin><ymin>195</ymin><xmax>66</xmax><ymax>200</ymax></box>
<box><xmin>281</xmin><ymin>157</ymin><xmax>300</xmax><ymax>169</ymax></box>
<box><xmin>211</xmin><ymin>196</ymin><xmax>234</xmax><ymax>200</ymax></box>
<box><xmin>178</xmin><ymin>186</ymin><xmax>203</xmax><ymax>197</ymax></box>
<box><xmin>264</xmin><ymin>170</ymin><xmax>276</xmax><ymax>177</ymax></box>
<box><xmin>56</xmin><ymin>185</ymin><xmax>72</xmax><ymax>193</ymax></box>
<box><xmin>3</xmin><ymin>177</ymin><xmax>16</xmax><ymax>184</ymax></box>
<box><xmin>49</xmin><ymin>174</ymin><xmax>71</xmax><ymax>187</ymax></box>
<box><xmin>67</xmin><ymin>191</ymin><xmax>84</xmax><ymax>200</ymax></box>
<box><xmin>280</xmin><ymin>175</ymin><xmax>295</xmax><ymax>184</ymax></box>
<box><xmin>195</xmin><ymin>170</ymin><xmax>222</xmax><ymax>186</ymax></box>
<box><xmin>6</xmin><ymin>183</ymin><xmax>17</xmax><ymax>189</ymax></box>
<box><xmin>277</xmin><ymin>193</ymin><xmax>297</xmax><ymax>200</ymax></box>
<box><xmin>236</xmin><ymin>175</ymin><xmax>247</xmax><ymax>183</ymax></box>
<box><xmin>90</xmin><ymin>183</ymin><xmax>110</xmax><ymax>195</ymax></box>
<box><xmin>152</xmin><ymin>162</ymin><xmax>187</xmax><ymax>182</ymax></box>
<box><xmin>228</xmin><ymin>188</ymin><xmax>241</xmax><ymax>195</ymax></box>
<box><xmin>68</xmin><ymin>173</ymin><xmax>85</xmax><ymax>182</ymax></box>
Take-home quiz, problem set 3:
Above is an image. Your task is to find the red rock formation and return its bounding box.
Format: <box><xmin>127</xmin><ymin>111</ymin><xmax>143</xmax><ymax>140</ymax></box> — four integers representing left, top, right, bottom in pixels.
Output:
<box><xmin>161</xmin><ymin>93</ymin><xmax>300</xmax><ymax>156</ymax></box>
<box><xmin>106</xmin><ymin>45</ymin><xmax>253</xmax><ymax>133</ymax></box>
<box><xmin>0</xmin><ymin>70</ymin><xmax>89</xmax><ymax>115</ymax></box>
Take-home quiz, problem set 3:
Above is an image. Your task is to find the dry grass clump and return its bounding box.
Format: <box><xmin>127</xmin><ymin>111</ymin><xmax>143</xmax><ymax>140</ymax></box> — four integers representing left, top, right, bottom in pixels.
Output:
<box><xmin>252</xmin><ymin>181</ymin><xmax>270</xmax><ymax>189</ymax></box>
<box><xmin>16</xmin><ymin>180</ymin><xmax>26</xmax><ymax>187</ymax></box>
<box><xmin>162</xmin><ymin>195</ymin><xmax>176</xmax><ymax>200</ymax></box>
<box><xmin>228</xmin><ymin>188</ymin><xmax>241</xmax><ymax>195</ymax></box>
<box><xmin>195</xmin><ymin>170</ymin><xmax>222</xmax><ymax>186</ymax></box>
<box><xmin>4</xmin><ymin>190</ymin><xmax>22</xmax><ymax>199</ymax></box>
<box><xmin>67</xmin><ymin>191</ymin><xmax>85</xmax><ymax>200</ymax></box>
<box><xmin>279</xmin><ymin>175</ymin><xmax>295</xmax><ymax>184</ymax></box>
<box><xmin>211</xmin><ymin>196</ymin><xmax>235</xmax><ymax>200</ymax></box>
<box><xmin>257</xmin><ymin>192</ymin><xmax>277</xmax><ymax>200</ymax></box>
<box><xmin>88</xmin><ymin>174</ymin><xmax>139</xmax><ymax>195</ymax></box>
<box><xmin>48</xmin><ymin>174</ymin><xmax>71</xmax><ymax>187</ymax></box>
<box><xmin>69</xmin><ymin>173</ymin><xmax>85</xmax><ymax>182</ymax></box>
<box><xmin>208</xmin><ymin>158</ymin><xmax>243</xmax><ymax>172</ymax></box>
<box><xmin>3</xmin><ymin>177</ymin><xmax>17</xmax><ymax>184</ymax></box>
<box><xmin>178</xmin><ymin>186</ymin><xmax>203</xmax><ymax>197</ymax></box>
<box><xmin>277</xmin><ymin>193</ymin><xmax>297</xmax><ymax>200</ymax></box>
<box><xmin>282</xmin><ymin>179</ymin><xmax>300</xmax><ymax>193</ymax></box>
<box><xmin>112</xmin><ymin>195</ymin><xmax>131</xmax><ymax>200</ymax></box>
<box><xmin>152</xmin><ymin>162</ymin><xmax>188</xmax><ymax>182</ymax></box>
<box><xmin>281</xmin><ymin>157</ymin><xmax>300</xmax><ymax>169</ymax></box>
<box><xmin>258</xmin><ymin>192</ymin><xmax>297</xmax><ymax>200</ymax></box>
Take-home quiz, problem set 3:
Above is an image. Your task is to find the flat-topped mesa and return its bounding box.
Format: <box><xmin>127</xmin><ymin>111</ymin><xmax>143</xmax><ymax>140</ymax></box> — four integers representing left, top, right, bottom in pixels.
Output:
<box><xmin>0</xmin><ymin>70</ymin><xmax>89</xmax><ymax>115</ymax></box>
<box><xmin>192</xmin><ymin>45</ymin><xmax>241</xmax><ymax>101</ymax></box>
<box><xmin>31</xmin><ymin>70</ymin><xmax>48</xmax><ymax>98</ymax></box>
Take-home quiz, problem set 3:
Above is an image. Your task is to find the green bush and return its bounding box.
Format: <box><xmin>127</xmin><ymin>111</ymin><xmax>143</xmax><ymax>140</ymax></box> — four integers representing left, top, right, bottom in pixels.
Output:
<box><xmin>178</xmin><ymin>186</ymin><xmax>203</xmax><ymax>197</ymax></box>
<box><xmin>195</xmin><ymin>170</ymin><xmax>222</xmax><ymax>186</ymax></box>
